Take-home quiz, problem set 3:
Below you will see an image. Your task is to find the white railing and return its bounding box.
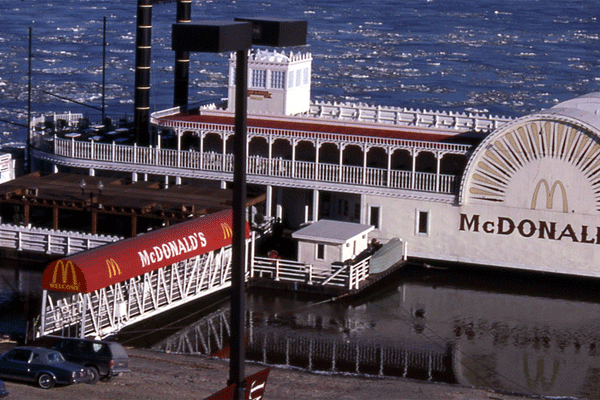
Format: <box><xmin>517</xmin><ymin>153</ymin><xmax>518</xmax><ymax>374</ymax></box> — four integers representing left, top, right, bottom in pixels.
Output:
<box><xmin>308</xmin><ymin>100</ymin><xmax>512</xmax><ymax>132</ymax></box>
<box><xmin>40</xmin><ymin>245</ymin><xmax>234</xmax><ymax>339</ymax></box>
<box><xmin>157</xmin><ymin>119</ymin><xmax>473</xmax><ymax>154</ymax></box>
<box><xmin>251</xmin><ymin>256</ymin><xmax>372</xmax><ymax>290</ymax></box>
<box><xmin>52</xmin><ymin>137</ymin><xmax>459</xmax><ymax>194</ymax></box>
<box><xmin>0</xmin><ymin>223</ymin><xmax>121</xmax><ymax>256</ymax></box>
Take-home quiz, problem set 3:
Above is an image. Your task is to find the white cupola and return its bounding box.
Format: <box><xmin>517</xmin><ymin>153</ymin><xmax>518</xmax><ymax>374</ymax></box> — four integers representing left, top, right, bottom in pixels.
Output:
<box><xmin>227</xmin><ymin>49</ymin><xmax>312</xmax><ymax>116</ymax></box>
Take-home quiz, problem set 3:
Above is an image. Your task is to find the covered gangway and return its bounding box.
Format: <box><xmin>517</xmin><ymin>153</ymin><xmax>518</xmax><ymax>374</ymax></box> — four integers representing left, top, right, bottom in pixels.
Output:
<box><xmin>39</xmin><ymin>209</ymin><xmax>251</xmax><ymax>339</ymax></box>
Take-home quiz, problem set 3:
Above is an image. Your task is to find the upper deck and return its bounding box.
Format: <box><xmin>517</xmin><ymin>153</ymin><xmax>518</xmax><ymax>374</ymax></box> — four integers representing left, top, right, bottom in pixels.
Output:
<box><xmin>30</xmin><ymin>101</ymin><xmax>512</xmax><ymax>204</ymax></box>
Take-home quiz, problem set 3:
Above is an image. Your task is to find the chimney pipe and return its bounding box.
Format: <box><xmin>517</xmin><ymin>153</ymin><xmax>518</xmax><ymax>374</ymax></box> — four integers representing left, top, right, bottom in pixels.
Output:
<box><xmin>134</xmin><ymin>0</ymin><xmax>152</xmax><ymax>146</ymax></box>
<box><xmin>174</xmin><ymin>0</ymin><xmax>191</xmax><ymax>108</ymax></box>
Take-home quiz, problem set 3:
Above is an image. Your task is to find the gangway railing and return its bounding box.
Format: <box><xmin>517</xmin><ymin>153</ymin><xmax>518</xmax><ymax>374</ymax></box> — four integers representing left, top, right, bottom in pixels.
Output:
<box><xmin>40</xmin><ymin>246</ymin><xmax>234</xmax><ymax>339</ymax></box>
<box><xmin>251</xmin><ymin>256</ymin><xmax>372</xmax><ymax>291</ymax></box>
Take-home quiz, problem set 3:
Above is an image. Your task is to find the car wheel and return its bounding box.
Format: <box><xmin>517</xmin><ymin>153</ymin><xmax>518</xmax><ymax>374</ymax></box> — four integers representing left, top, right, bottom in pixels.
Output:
<box><xmin>87</xmin><ymin>366</ymin><xmax>100</xmax><ymax>384</ymax></box>
<box><xmin>37</xmin><ymin>373</ymin><xmax>55</xmax><ymax>389</ymax></box>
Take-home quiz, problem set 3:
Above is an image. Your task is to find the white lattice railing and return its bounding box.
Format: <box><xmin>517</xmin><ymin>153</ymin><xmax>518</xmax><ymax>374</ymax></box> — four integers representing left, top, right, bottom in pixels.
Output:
<box><xmin>308</xmin><ymin>100</ymin><xmax>512</xmax><ymax>132</ymax></box>
<box><xmin>0</xmin><ymin>223</ymin><xmax>121</xmax><ymax>256</ymax></box>
<box><xmin>251</xmin><ymin>255</ymin><xmax>372</xmax><ymax>290</ymax></box>
<box><xmin>40</xmin><ymin>246</ymin><xmax>234</xmax><ymax>339</ymax></box>
<box><xmin>52</xmin><ymin>137</ymin><xmax>459</xmax><ymax>194</ymax></box>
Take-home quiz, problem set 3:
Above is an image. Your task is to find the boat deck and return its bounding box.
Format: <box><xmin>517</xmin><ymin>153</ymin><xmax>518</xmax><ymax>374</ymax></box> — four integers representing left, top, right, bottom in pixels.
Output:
<box><xmin>159</xmin><ymin>111</ymin><xmax>484</xmax><ymax>145</ymax></box>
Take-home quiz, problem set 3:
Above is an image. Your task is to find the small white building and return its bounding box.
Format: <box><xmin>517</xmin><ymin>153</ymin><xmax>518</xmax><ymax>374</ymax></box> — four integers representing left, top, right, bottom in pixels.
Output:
<box><xmin>292</xmin><ymin>219</ymin><xmax>374</xmax><ymax>269</ymax></box>
<box><xmin>227</xmin><ymin>49</ymin><xmax>312</xmax><ymax>116</ymax></box>
<box><xmin>0</xmin><ymin>152</ymin><xmax>15</xmax><ymax>183</ymax></box>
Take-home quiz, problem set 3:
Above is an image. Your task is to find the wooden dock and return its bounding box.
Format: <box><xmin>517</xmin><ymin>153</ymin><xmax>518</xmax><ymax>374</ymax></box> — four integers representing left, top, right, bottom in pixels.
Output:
<box><xmin>248</xmin><ymin>259</ymin><xmax>410</xmax><ymax>300</ymax></box>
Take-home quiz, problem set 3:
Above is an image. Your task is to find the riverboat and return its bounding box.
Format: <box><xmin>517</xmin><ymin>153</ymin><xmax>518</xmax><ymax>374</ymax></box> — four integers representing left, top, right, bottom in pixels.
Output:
<box><xmin>23</xmin><ymin>1</ymin><xmax>600</xmax><ymax>280</ymax></box>
<box><xmin>29</xmin><ymin>43</ymin><xmax>600</xmax><ymax>279</ymax></box>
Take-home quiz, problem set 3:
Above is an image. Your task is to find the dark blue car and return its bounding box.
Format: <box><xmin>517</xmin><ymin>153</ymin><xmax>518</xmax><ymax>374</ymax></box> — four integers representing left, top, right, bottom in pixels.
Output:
<box><xmin>0</xmin><ymin>346</ymin><xmax>91</xmax><ymax>389</ymax></box>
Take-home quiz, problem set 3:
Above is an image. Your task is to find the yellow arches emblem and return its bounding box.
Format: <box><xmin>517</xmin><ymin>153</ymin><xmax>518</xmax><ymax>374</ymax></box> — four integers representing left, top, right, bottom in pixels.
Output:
<box><xmin>52</xmin><ymin>260</ymin><xmax>78</xmax><ymax>286</ymax></box>
<box><xmin>531</xmin><ymin>179</ymin><xmax>568</xmax><ymax>213</ymax></box>
<box><xmin>221</xmin><ymin>222</ymin><xmax>233</xmax><ymax>239</ymax></box>
<box><xmin>106</xmin><ymin>258</ymin><xmax>122</xmax><ymax>278</ymax></box>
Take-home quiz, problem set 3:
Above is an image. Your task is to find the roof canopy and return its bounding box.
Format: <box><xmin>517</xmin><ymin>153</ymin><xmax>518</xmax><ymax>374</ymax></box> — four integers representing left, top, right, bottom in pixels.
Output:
<box><xmin>42</xmin><ymin>210</ymin><xmax>248</xmax><ymax>293</ymax></box>
<box><xmin>292</xmin><ymin>219</ymin><xmax>374</xmax><ymax>245</ymax></box>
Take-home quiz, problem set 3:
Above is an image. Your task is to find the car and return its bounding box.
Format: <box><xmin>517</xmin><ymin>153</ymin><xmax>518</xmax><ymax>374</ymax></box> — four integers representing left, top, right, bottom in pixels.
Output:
<box><xmin>0</xmin><ymin>379</ymin><xmax>7</xmax><ymax>397</ymax></box>
<box><xmin>48</xmin><ymin>337</ymin><xmax>129</xmax><ymax>384</ymax></box>
<box><xmin>0</xmin><ymin>347</ymin><xmax>91</xmax><ymax>389</ymax></box>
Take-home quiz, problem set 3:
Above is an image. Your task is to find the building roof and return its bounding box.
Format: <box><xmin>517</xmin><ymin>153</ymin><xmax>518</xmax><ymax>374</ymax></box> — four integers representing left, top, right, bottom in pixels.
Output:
<box><xmin>0</xmin><ymin>172</ymin><xmax>265</xmax><ymax>232</ymax></box>
<box><xmin>545</xmin><ymin>92</ymin><xmax>600</xmax><ymax>131</ymax></box>
<box><xmin>292</xmin><ymin>219</ymin><xmax>374</xmax><ymax>244</ymax></box>
<box><xmin>42</xmin><ymin>209</ymin><xmax>247</xmax><ymax>293</ymax></box>
<box><xmin>159</xmin><ymin>113</ymin><xmax>480</xmax><ymax>145</ymax></box>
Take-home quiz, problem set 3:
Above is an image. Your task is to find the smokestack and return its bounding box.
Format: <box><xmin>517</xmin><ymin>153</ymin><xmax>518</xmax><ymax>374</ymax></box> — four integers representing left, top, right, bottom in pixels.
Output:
<box><xmin>174</xmin><ymin>0</ymin><xmax>191</xmax><ymax>108</ymax></box>
<box><xmin>134</xmin><ymin>0</ymin><xmax>152</xmax><ymax>146</ymax></box>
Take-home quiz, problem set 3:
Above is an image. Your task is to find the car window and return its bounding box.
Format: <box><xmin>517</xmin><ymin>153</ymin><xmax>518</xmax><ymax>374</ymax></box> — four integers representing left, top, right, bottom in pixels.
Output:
<box><xmin>92</xmin><ymin>343</ymin><xmax>110</xmax><ymax>356</ymax></box>
<box><xmin>46</xmin><ymin>352</ymin><xmax>64</xmax><ymax>364</ymax></box>
<box><xmin>7</xmin><ymin>349</ymin><xmax>31</xmax><ymax>362</ymax></box>
<box><xmin>31</xmin><ymin>352</ymin><xmax>41</xmax><ymax>363</ymax></box>
<box><xmin>108</xmin><ymin>343</ymin><xmax>128</xmax><ymax>358</ymax></box>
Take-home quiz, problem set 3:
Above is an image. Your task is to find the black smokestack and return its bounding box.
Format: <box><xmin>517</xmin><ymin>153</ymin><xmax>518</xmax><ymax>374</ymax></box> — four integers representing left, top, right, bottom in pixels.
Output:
<box><xmin>173</xmin><ymin>0</ymin><xmax>191</xmax><ymax>108</ymax></box>
<box><xmin>134</xmin><ymin>0</ymin><xmax>152</xmax><ymax>146</ymax></box>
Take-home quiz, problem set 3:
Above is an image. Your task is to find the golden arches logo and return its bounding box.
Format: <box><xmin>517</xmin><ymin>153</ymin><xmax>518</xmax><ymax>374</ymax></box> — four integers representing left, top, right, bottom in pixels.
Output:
<box><xmin>106</xmin><ymin>258</ymin><xmax>122</xmax><ymax>279</ymax></box>
<box><xmin>531</xmin><ymin>179</ymin><xmax>568</xmax><ymax>213</ymax></box>
<box><xmin>523</xmin><ymin>356</ymin><xmax>560</xmax><ymax>392</ymax></box>
<box><xmin>221</xmin><ymin>222</ymin><xmax>233</xmax><ymax>240</ymax></box>
<box><xmin>52</xmin><ymin>260</ymin><xmax>78</xmax><ymax>286</ymax></box>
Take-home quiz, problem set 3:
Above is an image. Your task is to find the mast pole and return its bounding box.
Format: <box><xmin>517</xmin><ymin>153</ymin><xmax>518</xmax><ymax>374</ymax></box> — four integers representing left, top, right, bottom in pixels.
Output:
<box><xmin>102</xmin><ymin>16</ymin><xmax>106</xmax><ymax>123</ymax></box>
<box><xmin>27</xmin><ymin>27</ymin><xmax>32</xmax><ymax>174</ymax></box>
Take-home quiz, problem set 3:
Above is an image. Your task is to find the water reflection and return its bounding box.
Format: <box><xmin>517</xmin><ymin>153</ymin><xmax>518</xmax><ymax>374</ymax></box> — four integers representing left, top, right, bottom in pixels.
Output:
<box><xmin>152</xmin><ymin>267</ymin><xmax>600</xmax><ymax>398</ymax></box>
<box><xmin>0</xmin><ymin>264</ymin><xmax>43</xmax><ymax>339</ymax></box>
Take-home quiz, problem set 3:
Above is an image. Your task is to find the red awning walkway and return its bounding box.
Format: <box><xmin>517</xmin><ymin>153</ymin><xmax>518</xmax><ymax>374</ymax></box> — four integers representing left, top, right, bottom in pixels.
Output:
<box><xmin>39</xmin><ymin>210</ymin><xmax>251</xmax><ymax>339</ymax></box>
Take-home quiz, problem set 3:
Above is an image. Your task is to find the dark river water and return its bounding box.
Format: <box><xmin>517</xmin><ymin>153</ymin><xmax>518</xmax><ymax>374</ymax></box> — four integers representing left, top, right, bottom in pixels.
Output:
<box><xmin>142</xmin><ymin>264</ymin><xmax>600</xmax><ymax>399</ymax></box>
<box><xmin>2</xmin><ymin>256</ymin><xmax>600</xmax><ymax>398</ymax></box>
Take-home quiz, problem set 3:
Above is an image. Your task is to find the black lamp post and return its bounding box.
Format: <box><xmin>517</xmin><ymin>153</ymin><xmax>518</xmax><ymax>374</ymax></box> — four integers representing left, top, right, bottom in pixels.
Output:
<box><xmin>172</xmin><ymin>18</ymin><xmax>306</xmax><ymax>400</ymax></box>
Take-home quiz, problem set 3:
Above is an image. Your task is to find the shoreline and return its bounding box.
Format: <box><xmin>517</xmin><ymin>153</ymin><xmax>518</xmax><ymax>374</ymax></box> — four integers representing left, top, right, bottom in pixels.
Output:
<box><xmin>0</xmin><ymin>342</ymin><xmax>535</xmax><ymax>400</ymax></box>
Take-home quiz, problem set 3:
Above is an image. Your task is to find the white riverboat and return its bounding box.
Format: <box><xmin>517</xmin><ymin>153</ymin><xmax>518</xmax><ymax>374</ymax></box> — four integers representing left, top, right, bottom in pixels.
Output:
<box><xmin>28</xmin><ymin>46</ymin><xmax>600</xmax><ymax>278</ymax></box>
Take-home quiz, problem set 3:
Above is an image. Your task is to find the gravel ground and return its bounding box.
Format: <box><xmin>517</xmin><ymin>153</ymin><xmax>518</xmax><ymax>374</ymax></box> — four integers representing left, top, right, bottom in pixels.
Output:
<box><xmin>0</xmin><ymin>342</ymin><xmax>535</xmax><ymax>400</ymax></box>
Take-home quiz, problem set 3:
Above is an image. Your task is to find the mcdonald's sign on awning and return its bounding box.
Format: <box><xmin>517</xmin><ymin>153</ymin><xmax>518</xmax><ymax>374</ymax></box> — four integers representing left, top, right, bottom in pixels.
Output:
<box><xmin>42</xmin><ymin>209</ymin><xmax>249</xmax><ymax>293</ymax></box>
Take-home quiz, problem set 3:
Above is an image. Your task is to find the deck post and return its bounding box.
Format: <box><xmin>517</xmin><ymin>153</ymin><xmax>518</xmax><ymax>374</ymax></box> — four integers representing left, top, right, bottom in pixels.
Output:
<box><xmin>250</xmin><ymin>231</ymin><xmax>256</xmax><ymax>278</ymax></box>
<box><xmin>411</xmin><ymin>149</ymin><xmax>417</xmax><ymax>190</ymax></box>
<box><xmin>362</xmin><ymin>144</ymin><xmax>367</xmax><ymax>184</ymax></box>
<box><xmin>435</xmin><ymin>151</ymin><xmax>441</xmax><ymax>192</ymax></box>
<box><xmin>312</xmin><ymin>189</ymin><xmax>319</xmax><ymax>222</ymax></box>
<box><xmin>387</xmin><ymin>147</ymin><xmax>392</xmax><ymax>187</ymax></box>
<box><xmin>266</xmin><ymin>185</ymin><xmax>273</xmax><ymax>218</ymax></box>
<box><xmin>80</xmin><ymin>294</ymin><xmax>87</xmax><ymax>338</ymax></box>
<box><xmin>40</xmin><ymin>290</ymin><xmax>48</xmax><ymax>337</ymax></box>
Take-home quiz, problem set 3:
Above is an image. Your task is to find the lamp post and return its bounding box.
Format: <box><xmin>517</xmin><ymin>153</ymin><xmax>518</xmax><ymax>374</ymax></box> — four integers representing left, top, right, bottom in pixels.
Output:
<box><xmin>172</xmin><ymin>19</ymin><xmax>306</xmax><ymax>400</ymax></box>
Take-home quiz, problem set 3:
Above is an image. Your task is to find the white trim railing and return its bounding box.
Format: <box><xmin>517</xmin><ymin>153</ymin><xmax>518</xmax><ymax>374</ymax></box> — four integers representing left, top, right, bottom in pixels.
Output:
<box><xmin>308</xmin><ymin>100</ymin><xmax>512</xmax><ymax>132</ymax></box>
<box><xmin>52</xmin><ymin>137</ymin><xmax>459</xmax><ymax>194</ymax></box>
<box><xmin>0</xmin><ymin>223</ymin><xmax>121</xmax><ymax>256</ymax></box>
<box><xmin>40</xmin><ymin>246</ymin><xmax>234</xmax><ymax>339</ymax></box>
<box><xmin>251</xmin><ymin>256</ymin><xmax>372</xmax><ymax>291</ymax></box>
<box><xmin>157</xmin><ymin>119</ymin><xmax>473</xmax><ymax>154</ymax></box>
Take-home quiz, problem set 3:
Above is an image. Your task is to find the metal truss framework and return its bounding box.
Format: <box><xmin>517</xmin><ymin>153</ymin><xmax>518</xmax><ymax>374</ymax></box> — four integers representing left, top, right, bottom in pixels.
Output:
<box><xmin>40</xmin><ymin>245</ymin><xmax>234</xmax><ymax>339</ymax></box>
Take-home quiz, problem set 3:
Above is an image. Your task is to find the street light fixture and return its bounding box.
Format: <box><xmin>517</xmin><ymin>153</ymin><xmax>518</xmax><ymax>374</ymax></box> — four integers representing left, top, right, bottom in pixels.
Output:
<box><xmin>172</xmin><ymin>18</ymin><xmax>306</xmax><ymax>400</ymax></box>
